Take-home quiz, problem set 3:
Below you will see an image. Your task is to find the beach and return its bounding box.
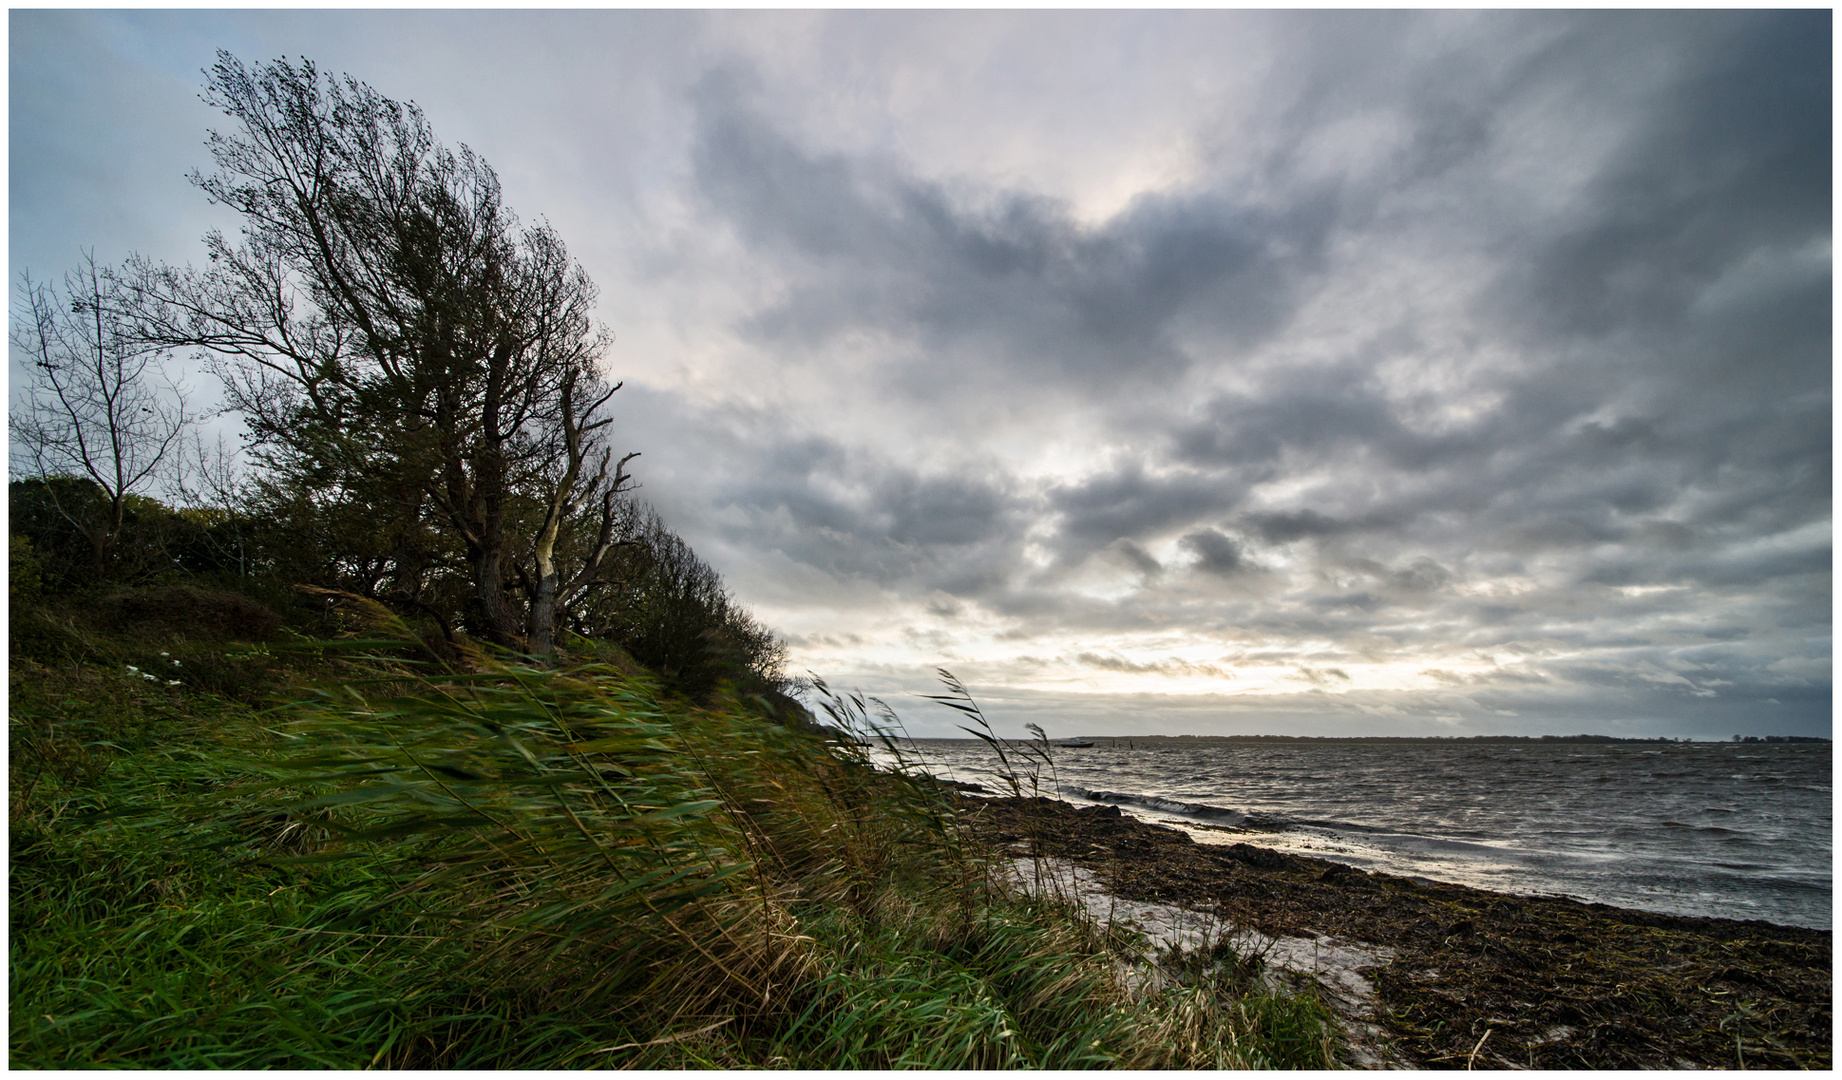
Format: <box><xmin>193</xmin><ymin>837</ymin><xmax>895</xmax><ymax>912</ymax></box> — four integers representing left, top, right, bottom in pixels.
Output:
<box><xmin>963</xmin><ymin>795</ymin><xmax>1832</xmax><ymax>1070</ymax></box>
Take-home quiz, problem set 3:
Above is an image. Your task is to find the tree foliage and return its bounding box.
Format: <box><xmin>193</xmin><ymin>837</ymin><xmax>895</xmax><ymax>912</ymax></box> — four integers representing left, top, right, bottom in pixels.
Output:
<box><xmin>119</xmin><ymin>52</ymin><xmax>634</xmax><ymax>655</ymax></box>
<box><xmin>8</xmin><ymin>477</ymin><xmax>211</xmax><ymax>588</ymax></box>
<box><xmin>13</xmin><ymin>51</ymin><xmax>786</xmax><ymax>698</ymax></box>
<box><xmin>575</xmin><ymin>504</ymin><xmax>788</xmax><ymax>696</ymax></box>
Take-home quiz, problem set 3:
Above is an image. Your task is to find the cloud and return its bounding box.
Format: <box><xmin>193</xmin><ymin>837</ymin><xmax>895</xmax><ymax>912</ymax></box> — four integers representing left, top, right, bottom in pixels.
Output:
<box><xmin>1389</xmin><ymin>557</ymin><xmax>1451</xmax><ymax>592</ymax></box>
<box><xmin>687</xmin><ymin>65</ymin><xmax>1332</xmax><ymax>401</ymax></box>
<box><xmin>1180</xmin><ymin>528</ymin><xmax>1255</xmax><ymax>578</ymax></box>
<box><xmin>1072</xmin><ymin>652</ymin><xmax>1233</xmax><ymax>679</ymax></box>
<box><xmin>1293</xmin><ymin>665</ymin><xmax>1353</xmax><ymax>687</ymax></box>
<box><xmin>1506</xmin><ymin>13</ymin><xmax>1830</xmax><ymax>343</ymax></box>
<box><xmin>12</xmin><ymin>10</ymin><xmax>1829</xmax><ymax>738</ymax></box>
<box><xmin>1108</xmin><ymin>539</ymin><xmax>1164</xmax><ymax>579</ymax></box>
<box><xmin>1243</xmin><ymin>509</ymin><xmax>1350</xmax><ymax>543</ymax></box>
<box><xmin>1044</xmin><ymin>463</ymin><xmax>1247</xmax><ymax>562</ymax></box>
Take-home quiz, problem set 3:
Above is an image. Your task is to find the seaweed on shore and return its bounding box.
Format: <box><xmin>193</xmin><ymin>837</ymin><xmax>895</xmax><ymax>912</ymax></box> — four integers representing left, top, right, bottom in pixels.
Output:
<box><xmin>961</xmin><ymin>795</ymin><xmax>1831</xmax><ymax>1070</ymax></box>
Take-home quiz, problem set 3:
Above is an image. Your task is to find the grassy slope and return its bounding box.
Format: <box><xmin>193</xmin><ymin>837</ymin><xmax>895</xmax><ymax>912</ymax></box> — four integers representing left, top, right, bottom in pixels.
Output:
<box><xmin>10</xmin><ymin>583</ymin><xmax>1337</xmax><ymax>1069</ymax></box>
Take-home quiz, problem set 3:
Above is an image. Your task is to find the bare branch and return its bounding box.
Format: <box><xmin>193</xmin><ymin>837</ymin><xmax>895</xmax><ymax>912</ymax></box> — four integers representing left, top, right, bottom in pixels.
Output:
<box><xmin>9</xmin><ymin>252</ymin><xmax>194</xmax><ymax>575</ymax></box>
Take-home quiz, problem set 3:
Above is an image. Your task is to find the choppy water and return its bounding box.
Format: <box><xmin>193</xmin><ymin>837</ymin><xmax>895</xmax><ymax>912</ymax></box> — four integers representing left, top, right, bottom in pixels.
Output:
<box><xmin>879</xmin><ymin>738</ymin><xmax>1832</xmax><ymax>930</ymax></box>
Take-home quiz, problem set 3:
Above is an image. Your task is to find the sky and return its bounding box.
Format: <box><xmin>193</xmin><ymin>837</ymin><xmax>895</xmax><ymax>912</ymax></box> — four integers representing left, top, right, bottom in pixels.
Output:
<box><xmin>9</xmin><ymin>9</ymin><xmax>1832</xmax><ymax>739</ymax></box>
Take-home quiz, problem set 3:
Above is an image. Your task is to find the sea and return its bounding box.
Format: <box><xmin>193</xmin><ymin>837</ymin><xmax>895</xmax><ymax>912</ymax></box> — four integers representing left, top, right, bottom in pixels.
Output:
<box><xmin>873</xmin><ymin>737</ymin><xmax>1832</xmax><ymax>931</ymax></box>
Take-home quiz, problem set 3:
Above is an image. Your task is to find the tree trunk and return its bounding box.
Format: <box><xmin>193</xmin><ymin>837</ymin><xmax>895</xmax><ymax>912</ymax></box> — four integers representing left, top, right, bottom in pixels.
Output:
<box><xmin>473</xmin><ymin>544</ymin><xmax>525</xmax><ymax>650</ymax></box>
<box><xmin>529</xmin><ymin>563</ymin><xmax>560</xmax><ymax>658</ymax></box>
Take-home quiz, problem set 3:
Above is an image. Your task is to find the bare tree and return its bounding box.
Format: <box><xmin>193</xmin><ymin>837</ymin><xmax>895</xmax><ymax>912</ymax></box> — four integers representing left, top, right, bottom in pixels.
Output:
<box><xmin>118</xmin><ymin>52</ymin><xmax>635</xmax><ymax>655</ymax></box>
<box><xmin>9</xmin><ymin>253</ymin><xmax>190</xmax><ymax>576</ymax></box>
<box><xmin>170</xmin><ymin>429</ymin><xmax>256</xmax><ymax>580</ymax></box>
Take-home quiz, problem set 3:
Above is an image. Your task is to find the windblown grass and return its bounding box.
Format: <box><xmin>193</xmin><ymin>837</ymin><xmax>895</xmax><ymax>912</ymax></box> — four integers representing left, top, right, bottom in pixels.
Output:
<box><xmin>11</xmin><ymin>591</ymin><xmax>1337</xmax><ymax>1068</ymax></box>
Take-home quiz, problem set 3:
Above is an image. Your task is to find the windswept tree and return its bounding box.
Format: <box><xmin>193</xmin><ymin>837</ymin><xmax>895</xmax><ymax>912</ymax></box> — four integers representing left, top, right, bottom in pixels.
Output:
<box><xmin>119</xmin><ymin>53</ymin><xmax>635</xmax><ymax>655</ymax></box>
<box><xmin>9</xmin><ymin>252</ymin><xmax>192</xmax><ymax>578</ymax></box>
<box><xmin>574</xmin><ymin>503</ymin><xmax>789</xmax><ymax>696</ymax></box>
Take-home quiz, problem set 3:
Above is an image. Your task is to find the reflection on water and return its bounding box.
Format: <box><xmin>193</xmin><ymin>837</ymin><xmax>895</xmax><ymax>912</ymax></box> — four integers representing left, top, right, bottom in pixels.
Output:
<box><xmin>874</xmin><ymin>738</ymin><xmax>1831</xmax><ymax>929</ymax></box>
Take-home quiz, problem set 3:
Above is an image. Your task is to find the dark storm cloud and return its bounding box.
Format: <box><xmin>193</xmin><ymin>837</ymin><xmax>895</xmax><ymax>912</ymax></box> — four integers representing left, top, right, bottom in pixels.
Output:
<box><xmin>1243</xmin><ymin>509</ymin><xmax>1351</xmax><ymax>544</ymax></box>
<box><xmin>676</xmin><ymin>17</ymin><xmax>1826</xmax><ymax>716</ymax></box>
<box><xmin>724</xmin><ymin>435</ymin><xmax>1011</xmax><ymax>552</ymax></box>
<box><xmin>729</xmin><ymin>454</ymin><xmax>1025</xmax><ymax>584</ymax></box>
<box><xmin>1461</xmin><ymin>13</ymin><xmax>1831</xmax><ymax>578</ymax></box>
<box><xmin>1180</xmin><ymin>528</ymin><xmax>1254</xmax><ymax>578</ymax></box>
<box><xmin>635</xmin><ymin>400</ymin><xmax>1037</xmax><ymax>600</ymax></box>
<box><xmin>1509</xmin><ymin>12</ymin><xmax>1830</xmax><ymax>342</ymax></box>
<box><xmin>1109</xmin><ymin>540</ymin><xmax>1164</xmax><ymax>579</ymax></box>
<box><xmin>1043</xmin><ymin>463</ymin><xmax>1248</xmax><ymax>561</ymax></box>
<box><xmin>687</xmin><ymin>66</ymin><xmax>1332</xmax><ymax>393</ymax></box>
<box><xmin>1171</xmin><ymin>366</ymin><xmax>1500</xmax><ymax>476</ymax></box>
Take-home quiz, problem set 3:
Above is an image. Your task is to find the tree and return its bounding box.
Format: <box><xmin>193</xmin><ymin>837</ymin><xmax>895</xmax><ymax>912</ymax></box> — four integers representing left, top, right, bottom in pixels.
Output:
<box><xmin>119</xmin><ymin>53</ymin><xmax>634</xmax><ymax>655</ymax></box>
<box><xmin>573</xmin><ymin>503</ymin><xmax>789</xmax><ymax>697</ymax></box>
<box><xmin>9</xmin><ymin>253</ymin><xmax>191</xmax><ymax>579</ymax></box>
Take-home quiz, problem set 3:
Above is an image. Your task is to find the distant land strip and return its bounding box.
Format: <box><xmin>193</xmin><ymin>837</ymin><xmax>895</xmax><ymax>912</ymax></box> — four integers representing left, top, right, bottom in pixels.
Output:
<box><xmin>927</xmin><ymin>734</ymin><xmax>1831</xmax><ymax>744</ymax></box>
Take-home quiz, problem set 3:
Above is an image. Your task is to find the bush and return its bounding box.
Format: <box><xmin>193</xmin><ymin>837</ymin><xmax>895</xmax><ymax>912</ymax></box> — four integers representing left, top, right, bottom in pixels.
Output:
<box><xmin>10</xmin><ymin>535</ymin><xmax>43</xmax><ymax>604</ymax></box>
<box><xmin>95</xmin><ymin>586</ymin><xmax>283</xmax><ymax>642</ymax></box>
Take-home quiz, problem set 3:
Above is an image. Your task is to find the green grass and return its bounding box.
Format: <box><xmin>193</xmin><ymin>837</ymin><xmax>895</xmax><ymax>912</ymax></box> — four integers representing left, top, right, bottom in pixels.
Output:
<box><xmin>11</xmin><ymin>587</ymin><xmax>1340</xmax><ymax>1069</ymax></box>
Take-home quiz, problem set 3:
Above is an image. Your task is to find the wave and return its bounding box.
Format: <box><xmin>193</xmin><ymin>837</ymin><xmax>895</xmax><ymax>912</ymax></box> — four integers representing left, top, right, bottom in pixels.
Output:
<box><xmin>912</xmin><ymin>738</ymin><xmax>1829</xmax><ymax>928</ymax></box>
<box><xmin>1662</xmin><ymin>822</ymin><xmax>1741</xmax><ymax>835</ymax></box>
<box><xmin>1068</xmin><ymin>787</ymin><xmax>1291</xmax><ymax>831</ymax></box>
<box><xmin>1292</xmin><ymin>816</ymin><xmax>1383</xmax><ymax>834</ymax></box>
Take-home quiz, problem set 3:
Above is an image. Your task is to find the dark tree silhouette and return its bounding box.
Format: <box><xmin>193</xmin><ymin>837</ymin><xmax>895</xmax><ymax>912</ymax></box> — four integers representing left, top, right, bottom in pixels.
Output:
<box><xmin>119</xmin><ymin>53</ymin><xmax>634</xmax><ymax>655</ymax></box>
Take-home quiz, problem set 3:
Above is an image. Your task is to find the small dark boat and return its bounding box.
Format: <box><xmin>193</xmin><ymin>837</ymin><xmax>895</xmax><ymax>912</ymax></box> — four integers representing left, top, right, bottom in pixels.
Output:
<box><xmin>1054</xmin><ymin>738</ymin><xmax>1095</xmax><ymax>748</ymax></box>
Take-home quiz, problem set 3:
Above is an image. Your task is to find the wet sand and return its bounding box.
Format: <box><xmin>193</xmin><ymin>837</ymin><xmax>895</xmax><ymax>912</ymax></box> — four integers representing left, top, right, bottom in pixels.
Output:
<box><xmin>961</xmin><ymin>795</ymin><xmax>1831</xmax><ymax>1070</ymax></box>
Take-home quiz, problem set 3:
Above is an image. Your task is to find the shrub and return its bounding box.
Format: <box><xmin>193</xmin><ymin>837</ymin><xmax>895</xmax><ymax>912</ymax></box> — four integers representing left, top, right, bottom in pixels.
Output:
<box><xmin>95</xmin><ymin>586</ymin><xmax>283</xmax><ymax>642</ymax></box>
<box><xmin>10</xmin><ymin>535</ymin><xmax>43</xmax><ymax>604</ymax></box>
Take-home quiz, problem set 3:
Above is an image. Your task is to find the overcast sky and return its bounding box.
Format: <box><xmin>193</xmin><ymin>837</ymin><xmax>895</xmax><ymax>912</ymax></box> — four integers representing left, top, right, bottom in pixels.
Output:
<box><xmin>11</xmin><ymin>10</ymin><xmax>1831</xmax><ymax>739</ymax></box>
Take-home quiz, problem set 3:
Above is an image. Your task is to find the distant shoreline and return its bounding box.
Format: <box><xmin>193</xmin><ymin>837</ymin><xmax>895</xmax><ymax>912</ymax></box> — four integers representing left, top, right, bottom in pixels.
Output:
<box><xmin>903</xmin><ymin>733</ymin><xmax>1830</xmax><ymax>744</ymax></box>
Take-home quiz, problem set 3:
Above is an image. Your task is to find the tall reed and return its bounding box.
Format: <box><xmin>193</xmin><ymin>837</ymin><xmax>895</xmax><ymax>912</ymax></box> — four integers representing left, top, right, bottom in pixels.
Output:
<box><xmin>14</xmin><ymin>592</ymin><xmax>1338</xmax><ymax>1068</ymax></box>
